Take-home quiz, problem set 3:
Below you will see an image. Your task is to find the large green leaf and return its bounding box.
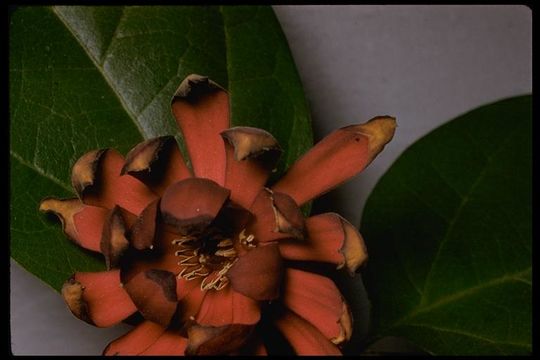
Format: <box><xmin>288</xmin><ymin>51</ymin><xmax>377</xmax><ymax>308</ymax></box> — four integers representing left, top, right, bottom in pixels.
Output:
<box><xmin>361</xmin><ymin>95</ymin><xmax>531</xmax><ymax>355</ymax></box>
<box><xmin>10</xmin><ymin>6</ymin><xmax>312</xmax><ymax>291</ymax></box>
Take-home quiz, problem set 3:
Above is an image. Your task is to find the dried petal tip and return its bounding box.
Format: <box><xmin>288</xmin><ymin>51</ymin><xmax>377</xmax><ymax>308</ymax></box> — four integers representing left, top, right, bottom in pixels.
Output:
<box><xmin>186</xmin><ymin>323</ymin><xmax>254</xmax><ymax>356</ymax></box>
<box><xmin>71</xmin><ymin>149</ymin><xmax>108</xmax><ymax>198</ymax></box>
<box><xmin>221</xmin><ymin>127</ymin><xmax>282</xmax><ymax>162</ymax></box>
<box><xmin>121</xmin><ymin>136</ymin><xmax>175</xmax><ymax>176</ymax></box>
<box><xmin>100</xmin><ymin>207</ymin><xmax>130</xmax><ymax>270</ymax></box>
<box><xmin>173</xmin><ymin>74</ymin><xmax>225</xmax><ymax>104</ymax></box>
<box><xmin>354</xmin><ymin>116</ymin><xmax>396</xmax><ymax>164</ymax></box>
<box><xmin>331</xmin><ymin>301</ymin><xmax>353</xmax><ymax>345</ymax></box>
<box><xmin>338</xmin><ymin>216</ymin><xmax>368</xmax><ymax>275</ymax></box>
<box><xmin>61</xmin><ymin>277</ymin><xmax>93</xmax><ymax>325</ymax></box>
<box><xmin>270</xmin><ymin>190</ymin><xmax>305</xmax><ymax>240</ymax></box>
<box><xmin>39</xmin><ymin>197</ymin><xmax>83</xmax><ymax>241</ymax></box>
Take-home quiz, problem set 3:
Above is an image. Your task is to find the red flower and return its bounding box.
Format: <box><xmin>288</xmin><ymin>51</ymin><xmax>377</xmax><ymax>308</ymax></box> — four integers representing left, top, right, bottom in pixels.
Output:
<box><xmin>40</xmin><ymin>74</ymin><xmax>396</xmax><ymax>355</ymax></box>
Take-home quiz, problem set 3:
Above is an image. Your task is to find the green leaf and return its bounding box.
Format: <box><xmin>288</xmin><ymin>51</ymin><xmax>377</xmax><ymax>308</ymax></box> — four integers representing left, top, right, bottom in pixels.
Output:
<box><xmin>361</xmin><ymin>95</ymin><xmax>531</xmax><ymax>355</ymax></box>
<box><xmin>10</xmin><ymin>5</ymin><xmax>312</xmax><ymax>291</ymax></box>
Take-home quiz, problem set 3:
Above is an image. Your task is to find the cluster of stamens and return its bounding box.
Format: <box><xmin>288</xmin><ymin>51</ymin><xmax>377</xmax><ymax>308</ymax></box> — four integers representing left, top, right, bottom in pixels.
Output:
<box><xmin>171</xmin><ymin>229</ymin><xmax>256</xmax><ymax>291</ymax></box>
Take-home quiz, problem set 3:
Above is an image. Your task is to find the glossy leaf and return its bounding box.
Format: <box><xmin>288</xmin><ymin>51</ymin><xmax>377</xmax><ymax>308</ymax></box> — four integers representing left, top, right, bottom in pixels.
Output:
<box><xmin>9</xmin><ymin>5</ymin><xmax>312</xmax><ymax>291</ymax></box>
<box><xmin>361</xmin><ymin>95</ymin><xmax>531</xmax><ymax>355</ymax></box>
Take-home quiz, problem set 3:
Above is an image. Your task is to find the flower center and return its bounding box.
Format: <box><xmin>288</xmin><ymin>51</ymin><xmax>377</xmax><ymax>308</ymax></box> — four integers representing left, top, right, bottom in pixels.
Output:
<box><xmin>172</xmin><ymin>228</ymin><xmax>256</xmax><ymax>291</ymax></box>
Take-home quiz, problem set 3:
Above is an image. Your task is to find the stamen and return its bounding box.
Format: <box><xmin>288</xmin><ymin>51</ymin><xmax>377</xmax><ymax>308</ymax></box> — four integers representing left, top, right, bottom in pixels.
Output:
<box><xmin>215</xmin><ymin>248</ymin><xmax>237</xmax><ymax>258</ymax></box>
<box><xmin>217</xmin><ymin>239</ymin><xmax>233</xmax><ymax>248</ymax></box>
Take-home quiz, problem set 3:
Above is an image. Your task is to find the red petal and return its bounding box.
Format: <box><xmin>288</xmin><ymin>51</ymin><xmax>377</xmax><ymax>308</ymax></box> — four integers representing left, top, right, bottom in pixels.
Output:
<box><xmin>248</xmin><ymin>189</ymin><xmax>305</xmax><ymax>243</ymax></box>
<box><xmin>282</xmin><ymin>269</ymin><xmax>352</xmax><ymax>345</ymax></box>
<box><xmin>100</xmin><ymin>206</ymin><xmax>130</xmax><ymax>270</ymax></box>
<box><xmin>172</xmin><ymin>75</ymin><xmax>229</xmax><ymax>185</ymax></box>
<box><xmin>279</xmin><ymin>213</ymin><xmax>368</xmax><ymax>274</ymax></box>
<box><xmin>221</xmin><ymin>127</ymin><xmax>281</xmax><ymax>208</ymax></box>
<box><xmin>195</xmin><ymin>286</ymin><xmax>260</xmax><ymax>327</ymax></box>
<box><xmin>228</xmin><ymin>243</ymin><xmax>283</xmax><ymax>301</ymax></box>
<box><xmin>186</xmin><ymin>323</ymin><xmax>254</xmax><ymax>355</ymax></box>
<box><xmin>71</xmin><ymin>149</ymin><xmax>158</xmax><ymax>214</ymax></box>
<box><xmin>103</xmin><ymin>321</ymin><xmax>165</xmax><ymax>355</ymax></box>
<box><xmin>160</xmin><ymin>178</ymin><xmax>230</xmax><ymax>234</ymax></box>
<box><xmin>40</xmin><ymin>198</ymin><xmax>108</xmax><ymax>253</ymax></box>
<box><xmin>123</xmin><ymin>269</ymin><xmax>178</xmax><ymax>327</ymax></box>
<box><xmin>122</xmin><ymin>136</ymin><xmax>191</xmax><ymax>195</ymax></box>
<box><xmin>62</xmin><ymin>270</ymin><xmax>137</xmax><ymax>327</ymax></box>
<box><xmin>275</xmin><ymin>310</ymin><xmax>342</xmax><ymax>355</ymax></box>
<box><xmin>177</xmin><ymin>278</ymin><xmax>207</xmax><ymax>325</ymax></box>
<box><xmin>272</xmin><ymin>116</ymin><xmax>396</xmax><ymax>206</ymax></box>
<box><xmin>139</xmin><ymin>330</ymin><xmax>188</xmax><ymax>355</ymax></box>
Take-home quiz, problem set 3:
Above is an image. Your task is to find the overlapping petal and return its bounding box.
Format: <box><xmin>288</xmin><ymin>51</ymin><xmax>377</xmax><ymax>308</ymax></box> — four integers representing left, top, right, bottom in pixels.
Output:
<box><xmin>42</xmin><ymin>73</ymin><xmax>394</xmax><ymax>356</ymax></box>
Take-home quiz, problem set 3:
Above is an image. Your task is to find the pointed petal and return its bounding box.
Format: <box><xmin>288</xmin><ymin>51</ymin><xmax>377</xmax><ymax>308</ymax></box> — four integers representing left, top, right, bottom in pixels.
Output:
<box><xmin>130</xmin><ymin>199</ymin><xmax>159</xmax><ymax>250</ymax></box>
<box><xmin>195</xmin><ymin>286</ymin><xmax>260</xmax><ymax>327</ymax></box>
<box><xmin>62</xmin><ymin>270</ymin><xmax>136</xmax><ymax>327</ymax></box>
<box><xmin>40</xmin><ymin>197</ymin><xmax>108</xmax><ymax>253</ymax></box>
<box><xmin>275</xmin><ymin>310</ymin><xmax>342</xmax><ymax>355</ymax></box>
<box><xmin>186</xmin><ymin>323</ymin><xmax>254</xmax><ymax>356</ymax></box>
<box><xmin>279</xmin><ymin>213</ymin><xmax>368</xmax><ymax>274</ymax></box>
<box><xmin>123</xmin><ymin>269</ymin><xmax>178</xmax><ymax>327</ymax></box>
<box><xmin>228</xmin><ymin>243</ymin><xmax>283</xmax><ymax>300</ymax></box>
<box><xmin>248</xmin><ymin>189</ymin><xmax>305</xmax><ymax>243</ymax></box>
<box><xmin>71</xmin><ymin>148</ymin><xmax>158</xmax><ymax>214</ymax></box>
<box><xmin>221</xmin><ymin>127</ymin><xmax>281</xmax><ymax>208</ymax></box>
<box><xmin>122</xmin><ymin>136</ymin><xmax>191</xmax><ymax>195</ymax></box>
<box><xmin>283</xmin><ymin>269</ymin><xmax>352</xmax><ymax>345</ymax></box>
<box><xmin>100</xmin><ymin>206</ymin><xmax>130</xmax><ymax>270</ymax></box>
<box><xmin>103</xmin><ymin>321</ymin><xmax>165</xmax><ymax>355</ymax></box>
<box><xmin>172</xmin><ymin>74</ymin><xmax>229</xmax><ymax>185</ymax></box>
<box><xmin>272</xmin><ymin>116</ymin><xmax>396</xmax><ymax>205</ymax></box>
<box><xmin>160</xmin><ymin>178</ymin><xmax>230</xmax><ymax>235</ymax></box>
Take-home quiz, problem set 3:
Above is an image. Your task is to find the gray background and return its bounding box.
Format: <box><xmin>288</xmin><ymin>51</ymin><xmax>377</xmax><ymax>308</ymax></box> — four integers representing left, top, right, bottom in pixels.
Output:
<box><xmin>10</xmin><ymin>5</ymin><xmax>532</xmax><ymax>355</ymax></box>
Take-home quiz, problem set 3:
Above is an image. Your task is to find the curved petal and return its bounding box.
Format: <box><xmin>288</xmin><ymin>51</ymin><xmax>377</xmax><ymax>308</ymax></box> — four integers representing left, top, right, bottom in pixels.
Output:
<box><xmin>282</xmin><ymin>269</ymin><xmax>352</xmax><ymax>345</ymax></box>
<box><xmin>103</xmin><ymin>321</ymin><xmax>165</xmax><ymax>355</ymax></box>
<box><xmin>186</xmin><ymin>323</ymin><xmax>254</xmax><ymax>356</ymax></box>
<box><xmin>123</xmin><ymin>269</ymin><xmax>178</xmax><ymax>327</ymax></box>
<box><xmin>160</xmin><ymin>178</ymin><xmax>230</xmax><ymax>235</ymax></box>
<box><xmin>195</xmin><ymin>286</ymin><xmax>260</xmax><ymax>327</ymax></box>
<box><xmin>122</xmin><ymin>136</ymin><xmax>191</xmax><ymax>195</ymax></box>
<box><xmin>275</xmin><ymin>310</ymin><xmax>342</xmax><ymax>355</ymax></box>
<box><xmin>228</xmin><ymin>243</ymin><xmax>283</xmax><ymax>301</ymax></box>
<box><xmin>103</xmin><ymin>321</ymin><xmax>188</xmax><ymax>356</ymax></box>
<box><xmin>129</xmin><ymin>199</ymin><xmax>159</xmax><ymax>251</ymax></box>
<box><xmin>248</xmin><ymin>189</ymin><xmax>305</xmax><ymax>244</ymax></box>
<box><xmin>171</xmin><ymin>74</ymin><xmax>229</xmax><ymax>185</ymax></box>
<box><xmin>139</xmin><ymin>330</ymin><xmax>188</xmax><ymax>355</ymax></box>
<box><xmin>71</xmin><ymin>148</ymin><xmax>158</xmax><ymax>214</ymax></box>
<box><xmin>39</xmin><ymin>197</ymin><xmax>108</xmax><ymax>253</ymax></box>
<box><xmin>221</xmin><ymin>127</ymin><xmax>281</xmax><ymax>208</ymax></box>
<box><xmin>61</xmin><ymin>270</ymin><xmax>137</xmax><ymax>327</ymax></box>
<box><xmin>272</xmin><ymin>116</ymin><xmax>396</xmax><ymax>206</ymax></box>
<box><xmin>279</xmin><ymin>213</ymin><xmax>368</xmax><ymax>274</ymax></box>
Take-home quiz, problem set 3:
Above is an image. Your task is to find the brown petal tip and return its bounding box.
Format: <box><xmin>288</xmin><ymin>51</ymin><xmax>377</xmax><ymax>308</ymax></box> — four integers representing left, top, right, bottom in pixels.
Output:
<box><xmin>39</xmin><ymin>197</ymin><xmax>83</xmax><ymax>242</ymax></box>
<box><xmin>352</xmin><ymin>116</ymin><xmax>396</xmax><ymax>164</ymax></box>
<box><xmin>71</xmin><ymin>149</ymin><xmax>108</xmax><ymax>198</ymax></box>
<box><xmin>186</xmin><ymin>323</ymin><xmax>254</xmax><ymax>356</ymax></box>
<box><xmin>331</xmin><ymin>300</ymin><xmax>353</xmax><ymax>345</ymax></box>
<box><xmin>61</xmin><ymin>276</ymin><xmax>93</xmax><ymax>325</ymax></box>
<box><xmin>268</xmin><ymin>190</ymin><xmax>305</xmax><ymax>240</ymax></box>
<box><xmin>338</xmin><ymin>216</ymin><xmax>368</xmax><ymax>275</ymax></box>
<box><xmin>101</xmin><ymin>207</ymin><xmax>130</xmax><ymax>270</ymax></box>
<box><xmin>121</xmin><ymin>136</ymin><xmax>176</xmax><ymax>176</ymax></box>
<box><xmin>173</xmin><ymin>74</ymin><xmax>225</xmax><ymax>104</ymax></box>
<box><xmin>221</xmin><ymin>127</ymin><xmax>282</xmax><ymax>163</ymax></box>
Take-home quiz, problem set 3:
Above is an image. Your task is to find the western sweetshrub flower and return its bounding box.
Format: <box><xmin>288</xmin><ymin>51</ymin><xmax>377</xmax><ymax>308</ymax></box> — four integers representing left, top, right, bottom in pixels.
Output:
<box><xmin>40</xmin><ymin>74</ymin><xmax>396</xmax><ymax>355</ymax></box>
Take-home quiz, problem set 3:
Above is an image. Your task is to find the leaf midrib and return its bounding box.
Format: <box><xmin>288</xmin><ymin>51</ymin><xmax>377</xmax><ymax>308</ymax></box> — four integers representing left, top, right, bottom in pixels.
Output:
<box><xmin>50</xmin><ymin>6</ymin><xmax>148</xmax><ymax>140</ymax></box>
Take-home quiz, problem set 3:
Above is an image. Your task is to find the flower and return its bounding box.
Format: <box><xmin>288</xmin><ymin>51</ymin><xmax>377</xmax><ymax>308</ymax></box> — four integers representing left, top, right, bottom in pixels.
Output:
<box><xmin>40</xmin><ymin>74</ymin><xmax>396</xmax><ymax>355</ymax></box>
